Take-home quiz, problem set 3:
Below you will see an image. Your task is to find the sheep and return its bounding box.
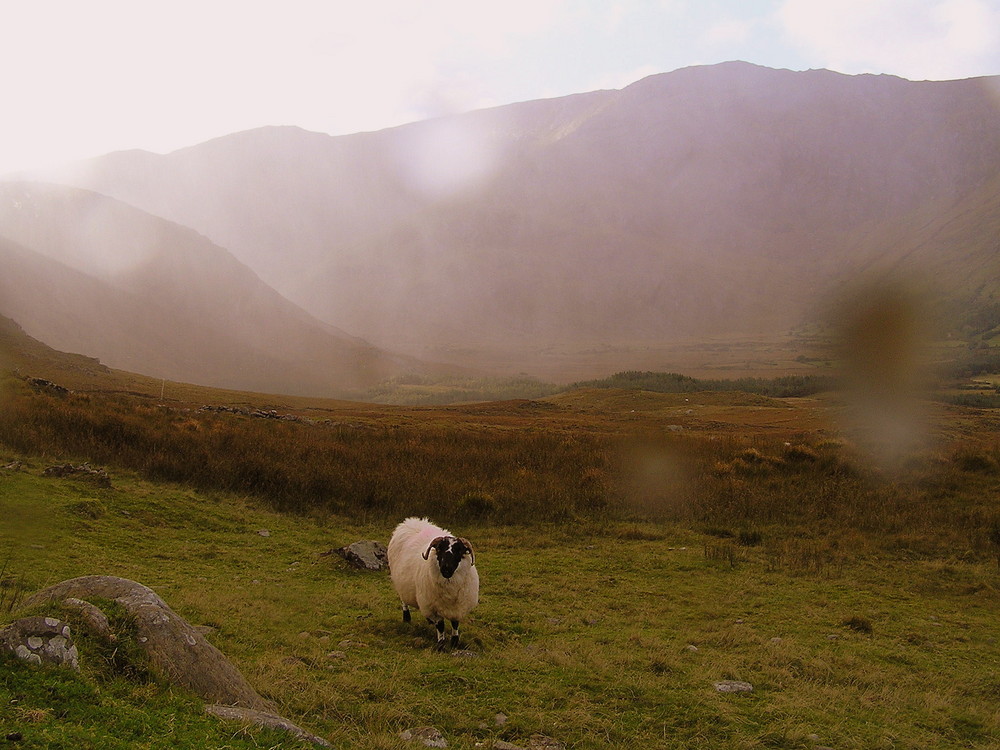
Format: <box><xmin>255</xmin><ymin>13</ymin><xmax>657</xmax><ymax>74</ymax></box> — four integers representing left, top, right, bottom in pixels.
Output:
<box><xmin>387</xmin><ymin>517</ymin><xmax>479</xmax><ymax>649</ymax></box>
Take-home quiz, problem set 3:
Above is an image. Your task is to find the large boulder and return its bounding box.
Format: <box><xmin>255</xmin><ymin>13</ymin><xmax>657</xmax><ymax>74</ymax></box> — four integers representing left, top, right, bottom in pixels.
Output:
<box><xmin>22</xmin><ymin>575</ymin><xmax>272</xmax><ymax>711</ymax></box>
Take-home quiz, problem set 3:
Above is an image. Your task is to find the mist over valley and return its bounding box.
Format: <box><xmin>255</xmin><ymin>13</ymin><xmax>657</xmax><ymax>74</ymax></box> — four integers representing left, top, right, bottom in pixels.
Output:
<box><xmin>3</xmin><ymin>62</ymin><xmax>1000</xmax><ymax>396</ymax></box>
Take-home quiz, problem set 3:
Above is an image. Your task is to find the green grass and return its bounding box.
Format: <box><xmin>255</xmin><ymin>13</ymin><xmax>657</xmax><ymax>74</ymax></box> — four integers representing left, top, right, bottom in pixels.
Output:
<box><xmin>2</xmin><ymin>453</ymin><xmax>1000</xmax><ymax>748</ymax></box>
<box><xmin>0</xmin><ymin>655</ymin><xmax>304</xmax><ymax>749</ymax></box>
<box><xmin>364</xmin><ymin>374</ymin><xmax>562</xmax><ymax>405</ymax></box>
<box><xmin>938</xmin><ymin>392</ymin><xmax>1000</xmax><ymax>409</ymax></box>
<box><xmin>570</xmin><ymin>371</ymin><xmax>835</xmax><ymax>398</ymax></box>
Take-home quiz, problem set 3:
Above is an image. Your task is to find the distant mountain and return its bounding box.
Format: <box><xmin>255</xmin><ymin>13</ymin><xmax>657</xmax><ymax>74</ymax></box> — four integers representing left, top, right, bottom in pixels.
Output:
<box><xmin>0</xmin><ymin>183</ymin><xmax>424</xmax><ymax>396</ymax></box>
<box><xmin>23</xmin><ymin>62</ymin><xmax>1000</xmax><ymax>377</ymax></box>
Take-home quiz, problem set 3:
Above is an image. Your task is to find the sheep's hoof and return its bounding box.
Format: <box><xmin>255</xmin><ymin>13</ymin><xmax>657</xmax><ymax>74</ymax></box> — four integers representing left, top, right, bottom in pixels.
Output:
<box><xmin>450</xmin><ymin>636</ymin><xmax>460</xmax><ymax>649</ymax></box>
<box><xmin>433</xmin><ymin>640</ymin><xmax>448</xmax><ymax>652</ymax></box>
<box><xmin>402</xmin><ymin>610</ymin><xmax>411</xmax><ymax>623</ymax></box>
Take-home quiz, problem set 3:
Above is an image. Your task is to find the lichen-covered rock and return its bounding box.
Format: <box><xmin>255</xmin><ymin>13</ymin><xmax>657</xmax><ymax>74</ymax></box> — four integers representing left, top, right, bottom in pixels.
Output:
<box><xmin>23</xmin><ymin>575</ymin><xmax>271</xmax><ymax>711</ymax></box>
<box><xmin>0</xmin><ymin>616</ymin><xmax>79</xmax><ymax>670</ymax></box>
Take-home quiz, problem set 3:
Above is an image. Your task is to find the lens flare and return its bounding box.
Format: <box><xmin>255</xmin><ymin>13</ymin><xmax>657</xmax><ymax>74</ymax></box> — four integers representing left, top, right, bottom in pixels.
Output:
<box><xmin>830</xmin><ymin>278</ymin><xmax>935</xmax><ymax>473</ymax></box>
<box><xmin>394</xmin><ymin>118</ymin><xmax>499</xmax><ymax>200</ymax></box>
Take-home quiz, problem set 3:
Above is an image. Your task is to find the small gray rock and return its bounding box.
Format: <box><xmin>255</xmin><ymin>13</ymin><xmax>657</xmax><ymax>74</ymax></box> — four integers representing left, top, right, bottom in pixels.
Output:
<box><xmin>338</xmin><ymin>639</ymin><xmax>369</xmax><ymax>649</ymax></box>
<box><xmin>205</xmin><ymin>704</ymin><xmax>331</xmax><ymax>747</ymax></box>
<box><xmin>334</xmin><ymin>540</ymin><xmax>389</xmax><ymax>571</ymax></box>
<box><xmin>528</xmin><ymin>735</ymin><xmax>565</xmax><ymax>749</ymax></box>
<box><xmin>714</xmin><ymin>680</ymin><xmax>753</xmax><ymax>693</ymax></box>
<box><xmin>400</xmin><ymin>726</ymin><xmax>447</xmax><ymax>748</ymax></box>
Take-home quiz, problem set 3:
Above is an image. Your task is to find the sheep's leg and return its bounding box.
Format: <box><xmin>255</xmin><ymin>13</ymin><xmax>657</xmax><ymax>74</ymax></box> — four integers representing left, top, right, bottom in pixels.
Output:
<box><xmin>401</xmin><ymin>602</ymin><xmax>411</xmax><ymax>623</ymax></box>
<box><xmin>434</xmin><ymin>619</ymin><xmax>447</xmax><ymax>650</ymax></box>
<box><xmin>450</xmin><ymin>620</ymin><xmax>461</xmax><ymax>649</ymax></box>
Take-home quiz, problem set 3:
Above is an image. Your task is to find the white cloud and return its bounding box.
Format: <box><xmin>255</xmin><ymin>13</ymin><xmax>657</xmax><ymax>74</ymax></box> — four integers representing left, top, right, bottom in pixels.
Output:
<box><xmin>778</xmin><ymin>0</ymin><xmax>1000</xmax><ymax>80</ymax></box>
<box><xmin>703</xmin><ymin>18</ymin><xmax>755</xmax><ymax>46</ymax></box>
<box><xmin>3</xmin><ymin>0</ymin><xmax>996</xmax><ymax>176</ymax></box>
<box><xmin>0</xmin><ymin>0</ymin><xmax>574</xmax><ymax>173</ymax></box>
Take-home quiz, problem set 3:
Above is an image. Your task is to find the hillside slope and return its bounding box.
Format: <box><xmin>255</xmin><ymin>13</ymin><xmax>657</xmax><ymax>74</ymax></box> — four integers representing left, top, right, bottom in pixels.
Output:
<box><xmin>0</xmin><ymin>183</ymin><xmax>426</xmax><ymax>396</ymax></box>
<box><xmin>0</xmin><ymin>313</ymin><xmax>110</xmax><ymax>382</ymax></box>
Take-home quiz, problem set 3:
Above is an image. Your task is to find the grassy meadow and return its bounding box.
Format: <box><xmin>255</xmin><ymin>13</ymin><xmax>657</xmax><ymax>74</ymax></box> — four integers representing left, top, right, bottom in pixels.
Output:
<box><xmin>2</xmin><ymin>367</ymin><xmax>1000</xmax><ymax>748</ymax></box>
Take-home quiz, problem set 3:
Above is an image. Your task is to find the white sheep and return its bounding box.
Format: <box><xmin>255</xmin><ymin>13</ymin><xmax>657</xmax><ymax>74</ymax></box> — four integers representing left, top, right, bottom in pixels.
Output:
<box><xmin>387</xmin><ymin>517</ymin><xmax>479</xmax><ymax>649</ymax></box>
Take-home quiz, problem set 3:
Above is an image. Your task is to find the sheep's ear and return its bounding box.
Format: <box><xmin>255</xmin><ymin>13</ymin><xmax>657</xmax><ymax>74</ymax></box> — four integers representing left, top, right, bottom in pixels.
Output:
<box><xmin>459</xmin><ymin>537</ymin><xmax>475</xmax><ymax>567</ymax></box>
<box><xmin>422</xmin><ymin>536</ymin><xmax>446</xmax><ymax>560</ymax></box>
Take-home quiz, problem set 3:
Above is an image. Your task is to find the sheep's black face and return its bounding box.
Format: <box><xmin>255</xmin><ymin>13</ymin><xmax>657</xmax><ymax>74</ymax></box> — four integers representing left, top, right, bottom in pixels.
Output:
<box><xmin>434</xmin><ymin>537</ymin><xmax>470</xmax><ymax>579</ymax></box>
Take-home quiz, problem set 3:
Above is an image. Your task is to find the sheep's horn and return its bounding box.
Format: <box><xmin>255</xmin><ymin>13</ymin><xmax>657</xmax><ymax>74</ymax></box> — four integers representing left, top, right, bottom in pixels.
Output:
<box><xmin>422</xmin><ymin>536</ymin><xmax>447</xmax><ymax>560</ymax></box>
<box><xmin>459</xmin><ymin>537</ymin><xmax>475</xmax><ymax>567</ymax></box>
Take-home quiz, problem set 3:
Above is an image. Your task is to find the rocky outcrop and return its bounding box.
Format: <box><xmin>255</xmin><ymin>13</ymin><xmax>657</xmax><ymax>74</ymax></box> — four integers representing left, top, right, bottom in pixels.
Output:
<box><xmin>22</xmin><ymin>575</ymin><xmax>272</xmax><ymax>711</ymax></box>
<box><xmin>14</xmin><ymin>575</ymin><xmax>335</xmax><ymax>746</ymax></box>
<box><xmin>41</xmin><ymin>463</ymin><xmax>111</xmax><ymax>487</ymax></box>
<box><xmin>26</xmin><ymin>377</ymin><xmax>70</xmax><ymax>395</ymax></box>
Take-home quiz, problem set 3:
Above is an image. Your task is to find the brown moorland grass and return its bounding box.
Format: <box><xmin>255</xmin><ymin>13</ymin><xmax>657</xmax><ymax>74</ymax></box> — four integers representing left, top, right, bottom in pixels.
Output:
<box><xmin>2</xmin><ymin>374</ymin><xmax>999</xmax><ymax>559</ymax></box>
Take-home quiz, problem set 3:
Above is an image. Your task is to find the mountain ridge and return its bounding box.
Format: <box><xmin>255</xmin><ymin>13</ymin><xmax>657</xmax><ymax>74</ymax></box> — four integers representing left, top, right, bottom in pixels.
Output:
<box><xmin>11</xmin><ymin>61</ymin><xmax>1000</xmax><ymax>384</ymax></box>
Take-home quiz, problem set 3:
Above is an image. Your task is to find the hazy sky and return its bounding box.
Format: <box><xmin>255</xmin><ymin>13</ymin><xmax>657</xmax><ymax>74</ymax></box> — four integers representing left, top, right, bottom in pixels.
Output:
<box><xmin>2</xmin><ymin>0</ymin><xmax>999</xmax><ymax>174</ymax></box>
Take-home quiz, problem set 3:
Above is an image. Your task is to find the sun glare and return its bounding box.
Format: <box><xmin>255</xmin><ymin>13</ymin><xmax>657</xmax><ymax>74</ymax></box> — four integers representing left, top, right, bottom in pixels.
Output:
<box><xmin>394</xmin><ymin>117</ymin><xmax>500</xmax><ymax>200</ymax></box>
